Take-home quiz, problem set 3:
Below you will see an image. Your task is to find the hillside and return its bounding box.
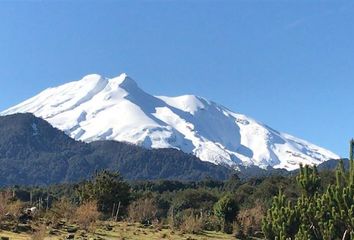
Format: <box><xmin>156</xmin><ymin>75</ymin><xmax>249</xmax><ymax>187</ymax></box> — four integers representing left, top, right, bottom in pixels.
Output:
<box><xmin>0</xmin><ymin>113</ymin><xmax>232</xmax><ymax>186</ymax></box>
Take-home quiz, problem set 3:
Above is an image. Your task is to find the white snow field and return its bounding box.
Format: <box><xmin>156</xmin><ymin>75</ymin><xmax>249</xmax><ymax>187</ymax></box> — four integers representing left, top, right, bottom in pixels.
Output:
<box><xmin>1</xmin><ymin>73</ymin><xmax>339</xmax><ymax>170</ymax></box>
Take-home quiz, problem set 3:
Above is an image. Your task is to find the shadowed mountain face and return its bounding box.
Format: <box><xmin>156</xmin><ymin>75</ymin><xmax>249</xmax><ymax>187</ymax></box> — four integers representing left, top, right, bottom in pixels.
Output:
<box><xmin>0</xmin><ymin>113</ymin><xmax>232</xmax><ymax>186</ymax></box>
<box><xmin>2</xmin><ymin>73</ymin><xmax>339</xmax><ymax>170</ymax></box>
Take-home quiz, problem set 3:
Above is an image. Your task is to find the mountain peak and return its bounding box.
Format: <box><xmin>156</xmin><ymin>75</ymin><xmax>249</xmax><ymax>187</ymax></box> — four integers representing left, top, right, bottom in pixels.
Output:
<box><xmin>78</xmin><ymin>73</ymin><xmax>137</xmax><ymax>89</ymax></box>
<box><xmin>108</xmin><ymin>73</ymin><xmax>138</xmax><ymax>91</ymax></box>
<box><xmin>1</xmin><ymin>73</ymin><xmax>339</xmax><ymax>171</ymax></box>
<box><xmin>81</xmin><ymin>73</ymin><xmax>103</xmax><ymax>81</ymax></box>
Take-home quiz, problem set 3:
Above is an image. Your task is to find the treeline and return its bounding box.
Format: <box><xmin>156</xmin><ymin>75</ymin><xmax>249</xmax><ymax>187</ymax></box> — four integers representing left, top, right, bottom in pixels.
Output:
<box><xmin>0</xmin><ymin>166</ymin><xmax>339</xmax><ymax>238</ymax></box>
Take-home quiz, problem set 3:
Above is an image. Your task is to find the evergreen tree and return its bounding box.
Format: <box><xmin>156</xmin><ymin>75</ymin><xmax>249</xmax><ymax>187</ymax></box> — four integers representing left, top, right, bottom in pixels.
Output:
<box><xmin>296</xmin><ymin>164</ymin><xmax>320</xmax><ymax>197</ymax></box>
<box><xmin>76</xmin><ymin>170</ymin><xmax>131</xmax><ymax>215</ymax></box>
<box><xmin>262</xmin><ymin>139</ymin><xmax>354</xmax><ymax>240</ymax></box>
<box><xmin>213</xmin><ymin>194</ymin><xmax>239</xmax><ymax>223</ymax></box>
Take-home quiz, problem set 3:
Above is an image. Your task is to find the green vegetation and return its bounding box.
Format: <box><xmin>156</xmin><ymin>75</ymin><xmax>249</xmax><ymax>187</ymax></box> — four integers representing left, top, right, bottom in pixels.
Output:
<box><xmin>213</xmin><ymin>194</ymin><xmax>239</xmax><ymax>233</ymax></box>
<box><xmin>76</xmin><ymin>170</ymin><xmax>131</xmax><ymax>215</ymax></box>
<box><xmin>262</xmin><ymin>139</ymin><xmax>354</xmax><ymax>239</ymax></box>
<box><xmin>0</xmin><ymin>159</ymin><xmax>349</xmax><ymax>239</ymax></box>
<box><xmin>0</xmin><ymin>169</ymin><xmax>300</xmax><ymax>239</ymax></box>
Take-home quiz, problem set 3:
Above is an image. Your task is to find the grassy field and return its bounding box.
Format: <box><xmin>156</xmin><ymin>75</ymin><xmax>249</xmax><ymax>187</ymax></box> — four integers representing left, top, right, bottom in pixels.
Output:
<box><xmin>0</xmin><ymin>222</ymin><xmax>235</xmax><ymax>240</ymax></box>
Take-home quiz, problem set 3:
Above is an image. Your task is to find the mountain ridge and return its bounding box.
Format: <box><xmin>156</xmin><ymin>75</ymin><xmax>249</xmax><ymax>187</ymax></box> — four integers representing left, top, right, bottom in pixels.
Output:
<box><xmin>0</xmin><ymin>113</ymin><xmax>233</xmax><ymax>186</ymax></box>
<box><xmin>1</xmin><ymin>73</ymin><xmax>339</xmax><ymax>170</ymax></box>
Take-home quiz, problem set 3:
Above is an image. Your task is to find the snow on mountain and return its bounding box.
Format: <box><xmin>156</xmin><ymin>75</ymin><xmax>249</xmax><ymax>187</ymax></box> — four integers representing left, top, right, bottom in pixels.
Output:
<box><xmin>1</xmin><ymin>73</ymin><xmax>339</xmax><ymax>170</ymax></box>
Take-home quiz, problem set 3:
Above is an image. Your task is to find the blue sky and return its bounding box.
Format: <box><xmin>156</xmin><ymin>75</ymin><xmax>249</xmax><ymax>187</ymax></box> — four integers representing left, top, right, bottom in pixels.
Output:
<box><xmin>0</xmin><ymin>1</ymin><xmax>353</xmax><ymax>157</ymax></box>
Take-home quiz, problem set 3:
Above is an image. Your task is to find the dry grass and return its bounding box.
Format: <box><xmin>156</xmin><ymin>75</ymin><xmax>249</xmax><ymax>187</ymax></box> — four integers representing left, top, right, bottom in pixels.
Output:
<box><xmin>94</xmin><ymin>222</ymin><xmax>234</xmax><ymax>240</ymax></box>
<box><xmin>31</xmin><ymin>225</ymin><xmax>47</xmax><ymax>240</ymax></box>
<box><xmin>0</xmin><ymin>221</ymin><xmax>235</xmax><ymax>240</ymax></box>
<box><xmin>0</xmin><ymin>230</ymin><xmax>31</xmax><ymax>240</ymax></box>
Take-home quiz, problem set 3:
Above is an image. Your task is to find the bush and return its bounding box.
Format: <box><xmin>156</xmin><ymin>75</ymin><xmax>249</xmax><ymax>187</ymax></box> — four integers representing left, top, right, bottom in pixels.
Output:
<box><xmin>180</xmin><ymin>214</ymin><xmax>203</xmax><ymax>234</ymax></box>
<box><xmin>75</xmin><ymin>201</ymin><xmax>100</xmax><ymax>231</ymax></box>
<box><xmin>0</xmin><ymin>190</ymin><xmax>22</xmax><ymax>226</ymax></box>
<box><xmin>0</xmin><ymin>191</ymin><xmax>12</xmax><ymax>219</ymax></box>
<box><xmin>128</xmin><ymin>198</ymin><xmax>158</xmax><ymax>224</ymax></box>
<box><xmin>236</xmin><ymin>202</ymin><xmax>265</xmax><ymax>237</ymax></box>
<box><xmin>47</xmin><ymin>197</ymin><xmax>77</xmax><ymax>224</ymax></box>
<box><xmin>5</xmin><ymin>200</ymin><xmax>23</xmax><ymax>224</ymax></box>
<box><xmin>201</xmin><ymin>215</ymin><xmax>222</xmax><ymax>231</ymax></box>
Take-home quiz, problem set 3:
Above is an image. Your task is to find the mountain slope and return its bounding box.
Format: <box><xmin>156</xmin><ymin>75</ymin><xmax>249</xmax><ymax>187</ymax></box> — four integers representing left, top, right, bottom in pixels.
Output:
<box><xmin>0</xmin><ymin>113</ymin><xmax>232</xmax><ymax>186</ymax></box>
<box><xmin>2</xmin><ymin>73</ymin><xmax>339</xmax><ymax>170</ymax></box>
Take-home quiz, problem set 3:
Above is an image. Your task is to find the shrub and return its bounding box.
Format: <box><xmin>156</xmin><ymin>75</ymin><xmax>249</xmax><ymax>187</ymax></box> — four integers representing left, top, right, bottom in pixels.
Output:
<box><xmin>0</xmin><ymin>190</ymin><xmax>20</xmax><ymax>227</ymax></box>
<box><xmin>47</xmin><ymin>197</ymin><xmax>77</xmax><ymax>224</ymax></box>
<box><xmin>201</xmin><ymin>215</ymin><xmax>222</xmax><ymax>231</ymax></box>
<box><xmin>75</xmin><ymin>201</ymin><xmax>100</xmax><ymax>231</ymax></box>
<box><xmin>0</xmin><ymin>191</ymin><xmax>12</xmax><ymax>219</ymax></box>
<box><xmin>236</xmin><ymin>202</ymin><xmax>265</xmax><ymax>237</ymax></box>
<box><xmin>5</xmin><ymin>200</ymin><xmax>23</xmax><ymax>224</ymax></box>
<box><xmin>128</xmin><ymin>198</ymin><xmax>158</xmax><ymax>224</ymax></box>
<box><xmin>180</xmin><ymin>214</ymin><xmax>202</xmax><ymax>234</ymax></box>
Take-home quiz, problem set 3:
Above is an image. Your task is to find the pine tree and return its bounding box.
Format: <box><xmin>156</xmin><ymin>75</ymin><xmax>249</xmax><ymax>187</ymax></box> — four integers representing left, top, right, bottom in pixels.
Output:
<box><xmin>262</xmin><ymin>191</ymin><xmax>300</xmax><ymax>239</ymax></box>
<box><xmin>296</xmin><ymin>164</ymin><xmax>320</xmax><ymax>197</ymax></box>
<box><xmin>262</xmin><ymin>139</ymin><xmax>354</xmax><ymax>240</ymax></box>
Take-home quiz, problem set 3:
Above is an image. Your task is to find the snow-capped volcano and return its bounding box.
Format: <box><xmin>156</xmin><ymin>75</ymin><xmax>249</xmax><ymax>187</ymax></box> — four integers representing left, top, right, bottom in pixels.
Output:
<box><xmin>1</xmin><ymin>73</ymin><xmax>339</xmax><ymax>170</ymax></box>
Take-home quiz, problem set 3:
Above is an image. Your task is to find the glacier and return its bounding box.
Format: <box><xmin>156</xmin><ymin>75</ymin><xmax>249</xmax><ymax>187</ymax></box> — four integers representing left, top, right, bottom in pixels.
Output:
<box><xmin>1</xmin><ymin>73</ymin><xmax>339</xmax><ymax>170</ymax></box>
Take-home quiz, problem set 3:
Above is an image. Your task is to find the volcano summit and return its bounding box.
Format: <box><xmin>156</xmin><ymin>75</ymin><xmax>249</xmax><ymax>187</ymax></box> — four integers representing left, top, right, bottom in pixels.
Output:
<box><xmin>2</xmin><ymin>73</ymin><xmax>339</xmax><ymax>170</ymax></box>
